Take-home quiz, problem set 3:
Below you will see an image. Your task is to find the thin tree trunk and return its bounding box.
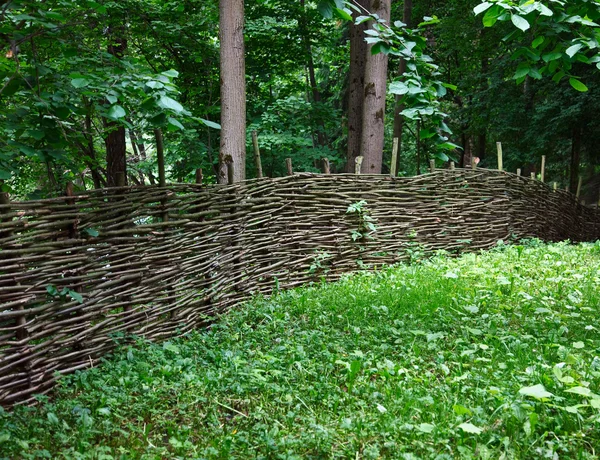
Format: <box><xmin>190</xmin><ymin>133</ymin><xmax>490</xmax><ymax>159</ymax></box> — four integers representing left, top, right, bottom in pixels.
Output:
<box><xmin>218</xmin><ymin>0</ymin><xmax>246</xmax><ymax>184</ymax></box>
<box><xmin>570</xmin><ymin>127</ymin><xmax>581</xmax><ymax>192</ymax></box>
<box><xmin>300</xmin><ymin>0</ymin><xmax>327</xmax><ymax>148</ymax></box>
<box><xmin>360</xmin><ymin>0</ymin><xmax>391</xmax><ymax>174</ymax></box>
<box><xmin>105</xmin><ymin>32</ymin><xmax>127</xmax><ymax>187</ymax></box>
<box><xmin>392</xmin><ymin>0</ymin><xmax>413</xmax><ymax>150</ymax></box>
<box><xmin>346</xmin><ymin>0</ymin><xmax>368</xmax><ymax>172</ymax></box>
<box><xmin>83</xmin><ymin>104</ymin><xmax>105</xmax><ymax>189</ymax></box>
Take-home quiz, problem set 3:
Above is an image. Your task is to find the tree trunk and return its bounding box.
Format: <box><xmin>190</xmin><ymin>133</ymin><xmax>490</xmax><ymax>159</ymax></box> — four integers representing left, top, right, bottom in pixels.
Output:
<box><xmin>301</xmin><ymin>0</ymin><xmax>327</xmax><ymax>148</ymax></box>
<box><xmin>360</xmin><ymin>0</ymin><xmax>391</xmax><ymax>174</ymax></box>
<box><xmin>570</xmin><ymin>127</ymin><xmax>581</xmax><ymax>192</ymax></box>
<box><xmin>346</xmin><ymin>0</ymin><xmax>368</xmax><ymax>172</ymax></box>
<box><xmin>218</xmin><ymin>0</ymin><xmax>246</xmax><ymax>184</ymax></box>
<box><xmin>392</xmin><ymin>0</ymin><xmax>413</xmax><ymax>149</ymax></box>
<box><xmin>105</xmin><ymin>32</ymin><xmax>127</xmax><ymax>187</ymax></box>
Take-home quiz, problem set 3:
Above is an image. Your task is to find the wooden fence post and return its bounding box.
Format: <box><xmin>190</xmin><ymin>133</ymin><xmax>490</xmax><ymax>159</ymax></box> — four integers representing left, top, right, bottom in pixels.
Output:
<box><xmin>471</xmin><ymin>157</ymin><xmax>477</xmax><ymax>169</ymax></box>
<box><xmin>429</xmin><ymin>159</ymin><xmax>436</xmax><ymax>173</ymax></box>
<box><xmin>252</xmin><ymin>131</ymin><xmax>263</xmax><ymax>179</ymax></box>
<box><xmin>285</xmin><ymin>158</ymin><xmax>293</xmax><ymax>176</ymax></box>
<box><xmin>517</xmin><ymin>168</ymin><xmax>521</xmax><ymax>176</ymax></box>
<box><xmin>541</xmin><ymin>155</ymin><xmax>546</xmax><ymax>183</ymax></box>
<box><xmin>496</xmin><ymin>142</ymin><xmax>503</xmax><ymax>171</ymax></box>
<box><xmin>355</xmin><ymin>156</ymin><xmax>364</xmax><ymax>175</ymax></box>
<box><xmin>322</xmin><ymin>158</ymin><xmax>331</xmax><ymax>174</ymax></box>
<box><xmin>227</xmin><ymin>161</ymin><xmax>235</xmax><ymax>185</ymax></box>
<box><xmin>390</xmin><ymin>137</ymin><xmax>399</xmax><ymax>177</ymax></box>
<box><xmin>530</xmin><ymin>172</ymin><xmax>535</xmax><ymax>180</ymax></box>
<box><xmin>154</xmin><ymin>128</ymin><xmax>166</xmax><ymax>187</ymax></box>
<box><xmin>576</xmin><ymin>176</ymin><xmax>583</xmax><ymax>200</ymax></box>
<box><xmin>450</xmin><ymin>161</ymin><xmax>455</xmax><ymax>170</ymax></box>
<box><xmin>553</xmin><ymin>182</ymin><xmax>557</xmax><ymax>191</ymax></box>
<box><xmin>195</xmin><ymin>168</ymin><xmax>203</xmax><ymax>185</ymax></box>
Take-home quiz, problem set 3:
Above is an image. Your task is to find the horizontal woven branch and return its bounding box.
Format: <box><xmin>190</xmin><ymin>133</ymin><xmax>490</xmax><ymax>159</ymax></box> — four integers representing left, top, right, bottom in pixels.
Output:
<box><xmin>1</xmin><ymin>170</ymin><xmax>598</xmax><ymax>406</ymax></box>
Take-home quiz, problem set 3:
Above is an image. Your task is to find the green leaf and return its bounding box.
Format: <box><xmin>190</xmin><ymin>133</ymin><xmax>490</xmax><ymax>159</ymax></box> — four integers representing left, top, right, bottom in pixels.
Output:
<box><xmin>417</xmin><ymin>423</ymin><xmax>434</xmax><ymax>433</ymax></box>
<box><xmin>145</xmin><ymin>81</ymin><xmax>164</xmax><ymax>89</ymax></box>
<box><xmin>333</xmin><ymin>8</ymin><xmax>352</xmax><ymax>21</ymax></box>
<box><xmin>168</xmin><ymin>117</ymin><xmax>185</xmax><ymax>131</ymax></box>
<box><xmin>68</xmin><ymin>291</ymin><xmax>83</xmax><ymax>303</ymax></box>
<box><xmin>107</xmin><ymin>105</ymin><xmax>126</xmax><ymax>119</ymax></box>
<box><xmin>542</xmin><ymin>52</ymin><xmax>562</xmax><ymax>62</ymax></box>
<box><xmin>453</xmin><ymin>404</ymin><xmax>473</xmax><ymax>416</ymax></box>
<box><xmin>483</xmin><ymin>5</ymin><xmax>502</xmax><ymax>27</ymax></box>
<box><xmin>473</xmin><ymin>2</ymin><xmax>492</xmax><ymax>16</ymax></box>
<box><xmin>0</xmin><ymin>169</ymin><xmax>11</xmax><ymax>180</ymax></box>
<box><xmin>514</xmin><ymin>64</ymin><xmax>530</xmax><ymax>80</ymax></box>
<box><xmin>198</xmin><ymin>118</ymin><xmax>221</xmax><ymax>130</ymax></box>
<box><xmin>161</xmin><ymin>69</ymin><xmax>179</xmax><ymax>78</ymax></box>
<box><xmin>71</xmin><ymin>78</ymin><xmax>90</xmax><ymax>88</ymax></box>
<box><xmin>84</xmin><ymin>228</ymin><xmax>99</xmax><ymax>237</ymax></box>
<box><xmin>566</xmin><ymin>44</ymin><xmax>583</xmax><ymax>58</ymax></box>
<box><xmin>159</xmin><ymin>96</ymin><xmax>184</xmax><ymax>114</ymax></box>
<box><xmin>569</xmin><ymin>78</ymin><xmax>588</xmax><ymax>92</ymax></box>
<box><xmin>532</xmin><ymin>36</ymin><xmax>544</xmax><ymax>49</ymax></box>
<box><xmin>519</xmin><ymin>384</ymin><xmax>553</xmax><ymax>399</ymax></box>
<box><xmin>511</xmin><ymin>14</ymin><xmax>530</xmax><ymax>32</ymax></box>
<box><xmin>565</xmin><ymin>386</ymin><xmax>595</xmax><ymax>397</ymax></box>
<box><xmin>458</xmin><ymin>423</ymin><xmax>482</xmax><ymax>434</ymax></box>
<box><xmin>106</xmin><ymin>95</ymin><xmax>118</xmax><ymax>105</ymax></box>
<box><xmin>317</xmin><ymin>0</ymin><xmax>333</xmax><ymax>18</ymax></box>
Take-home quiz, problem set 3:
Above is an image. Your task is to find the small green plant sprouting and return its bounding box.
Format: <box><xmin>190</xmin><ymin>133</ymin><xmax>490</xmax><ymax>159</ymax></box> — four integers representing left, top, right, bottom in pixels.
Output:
<box><xmin>308</xmin><ymin>250</ymin><xmax>332</xmax><ymax>275</ymax></box>
<box><xmin>346</xmin><ymin>200</ymin><xmax>377</xmax><ymax>241</ymax></box>
<box><xmin>46</xmin><ymin>284</ymin><xmax>84</xmax><ymax>303</ymax></box>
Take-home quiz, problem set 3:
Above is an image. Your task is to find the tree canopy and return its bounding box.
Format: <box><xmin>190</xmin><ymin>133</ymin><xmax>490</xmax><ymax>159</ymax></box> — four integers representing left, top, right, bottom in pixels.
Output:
<box><xmin>1</xmin><ymin>0</ymin><xmax>599</xmax><ymax>202</ymax></box>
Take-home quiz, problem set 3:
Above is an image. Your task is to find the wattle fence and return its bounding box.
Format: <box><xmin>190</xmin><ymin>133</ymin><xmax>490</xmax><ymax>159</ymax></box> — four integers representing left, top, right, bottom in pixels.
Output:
<box><xmin>1</xmin><ymin>170</ymin><xmax>599</xmax><ymax>406</ymax></box>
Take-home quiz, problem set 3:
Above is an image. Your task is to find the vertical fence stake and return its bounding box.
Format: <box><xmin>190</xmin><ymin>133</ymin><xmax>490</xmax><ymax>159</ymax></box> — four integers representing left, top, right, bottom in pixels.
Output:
<box><xmin>553</xmin><ymin>182</ymin><xmax>557</xmax><ymax>191</ymax></box>
<box><xmin>496</xmin><ymin>142</ymin><xmax>503</xmax><ymax>171</ymax></box>
<box><xmin>450</xmin><ymin>161</ymin><xmax>455</xmax><ymax>170</ymax></box>
<box><xmin>252</xmin><ymin>131</ymin><xmax>263</xmax><ymax>179</ymax></box>
<box><xmin>390</xmin><ymin>137</ymin><xmax>399</xmax><ymax>178</ymax></box>
<box><xmin>530</xmin><ymin>172</ymin><xmax>535</xmax><ymax>180</ymax></box>
<box><xmin>429</xmin><ymin>159</ymin><xmax>436</xmax><ymax>174</ymax></box>
<box><xmin>154</xmin><ymin>128</ymin><xmax>166</xmax><ymax>187</ymax></box>
<box><xmin>517</xmin><ymin>168</ymin><xmax>521</xmax><ymax>177</ymax></box>
<box><xmin>576</xmin><ymin>176</ymin><xmax>583</xmax><ymax>200</ymax></box>
<box><xmin>285</xmin><ymin>158</ymin><xmax>293</xmax><ymax>176</ymax></box>
<box><xmin>227</xmin><ymin>161</ymin><xmax>235</xmax><ymax>185</ymax></box>
<box><xmin>322</xmin><ymin>158</ymin><xmax>330</xmax><ymax>174</ymax></box>
<box><xmin>471</xmin><ymin>157</ymin><xmax>477</xmax><ymax>169</ymax></box>
<box><xmin>195</xmin><ymin>168</ymin><xmax>203</xmax><ymax>185</ymax></box>
<box><xmin>541</xmin><ymin>155</ymin><xmax>546</xmax><ymax>183</ymax></box>
<box><xmin>355</xmin><ymin>156</ymin><xmax>364</xmax><ymax>175</ymax></box>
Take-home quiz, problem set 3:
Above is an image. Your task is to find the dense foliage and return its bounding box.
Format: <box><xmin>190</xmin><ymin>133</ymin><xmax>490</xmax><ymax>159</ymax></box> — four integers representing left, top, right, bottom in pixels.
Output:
<box><xmin>1</xmin><ymin>0</ymin><xmax>600</xmax><ymax>200</ymax></box>
<box><xmin>1</xmin><ymin>241</ymin><xmax>600</xmax><ymax>458</ymax></box>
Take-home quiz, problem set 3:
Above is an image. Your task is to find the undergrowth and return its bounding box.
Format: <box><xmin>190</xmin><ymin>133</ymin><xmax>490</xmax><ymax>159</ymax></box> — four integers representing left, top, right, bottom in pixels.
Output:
<box><xmin>1</xmin><ymin>240</ymin><xmax>600</xmax><ymax>459</ymax></box>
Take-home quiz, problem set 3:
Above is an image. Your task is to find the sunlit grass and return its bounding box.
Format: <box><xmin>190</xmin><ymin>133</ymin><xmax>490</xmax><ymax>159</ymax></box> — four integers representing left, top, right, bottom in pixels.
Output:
<box><xmin>2</xmin><ymin>240</ymin><xmax>600</xmax><ymax>459</ymax></box>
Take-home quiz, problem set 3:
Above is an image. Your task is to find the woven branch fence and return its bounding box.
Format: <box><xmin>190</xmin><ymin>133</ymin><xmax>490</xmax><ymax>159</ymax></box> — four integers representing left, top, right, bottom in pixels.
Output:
<box><xmin>1</xmin><ymin>169</ymin><xmax>599</xmax><ymax>406</ymax></box>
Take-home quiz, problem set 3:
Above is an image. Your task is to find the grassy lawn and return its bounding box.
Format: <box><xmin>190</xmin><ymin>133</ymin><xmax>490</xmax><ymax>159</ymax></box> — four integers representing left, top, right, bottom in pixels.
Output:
<box><xmin>2</xmin><ymin>241</ymin><xmax>600</xmax><ymax>459</ymax></box>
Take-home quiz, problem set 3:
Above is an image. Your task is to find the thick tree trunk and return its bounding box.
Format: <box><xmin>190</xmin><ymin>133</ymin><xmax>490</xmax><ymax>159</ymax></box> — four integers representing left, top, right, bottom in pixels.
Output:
<box><xmin>105</xmin><ymin>33</ymin><xmax>127</xmax><ymax>187</ymax></box>
<box><xmin>346</xmin><ymin>0</ymin><xmax>368</xmax><ymax>172</ymax></box>
<box><xmin>570</xmin><ymin>127</ymin><xmax>581</xmax><ymax>192</ymax></box>
<box><xmin>360</xmin><ymin>0</ymin><xmax>391</xmax><ymax>174</ymax></box>
<box><xmin>218</xmin><ymin>0</ymin><xmax>246</xmax><ymax>184</ymax></box>
<box><xmin>392</xmin><ymin>0</ymin><xmax>413</xmax><ymax>147</ymax></box>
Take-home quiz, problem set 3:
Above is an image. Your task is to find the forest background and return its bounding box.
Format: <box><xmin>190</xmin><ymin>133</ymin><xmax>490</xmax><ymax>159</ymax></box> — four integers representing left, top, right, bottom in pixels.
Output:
<box><xmin>2</xmin><ymin>0</ymin><xmax>600</xmax><ymax>204</ymax></box>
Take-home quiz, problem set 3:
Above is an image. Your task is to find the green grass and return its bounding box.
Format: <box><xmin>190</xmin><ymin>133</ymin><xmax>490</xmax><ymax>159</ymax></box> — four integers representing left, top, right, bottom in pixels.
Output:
<box><xmin>2</xmin><ymin>241</ymin><xmax>600</xmax><ymax>459</ymax></box>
